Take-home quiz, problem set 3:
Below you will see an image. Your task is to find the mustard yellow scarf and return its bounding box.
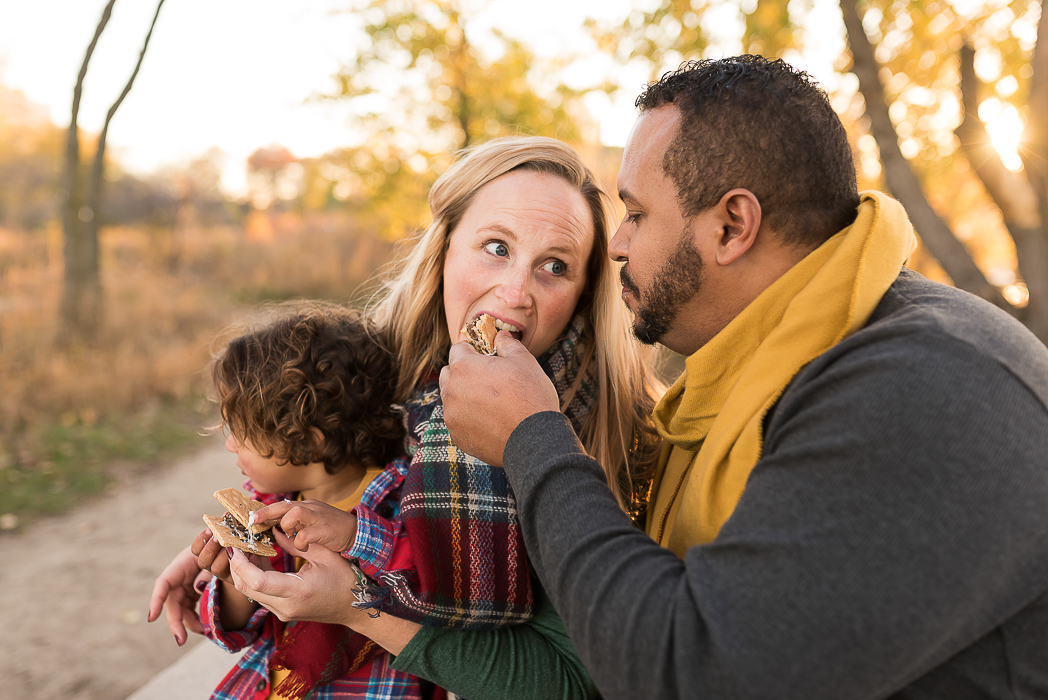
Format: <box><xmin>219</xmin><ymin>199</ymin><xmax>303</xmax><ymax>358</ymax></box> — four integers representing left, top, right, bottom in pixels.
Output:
<box><xmin>650</xmin><ymin>191</ymin><xmax>917</xmax><ymax>553</ymax></box>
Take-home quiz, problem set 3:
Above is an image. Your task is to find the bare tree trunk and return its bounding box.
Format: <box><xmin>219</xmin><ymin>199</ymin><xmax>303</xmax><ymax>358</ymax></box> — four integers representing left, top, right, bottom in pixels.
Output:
<box><xmin>839</xmin><ymin>0</ymin><xmax>1015</xmax><ymax>315</ymax></box>
<box><xmin>83</xmin><ymin>0</ymin><xmax>167</xmax><ymax>281</ymax></box>
<box><xmin>1012</xmin><ymin>6</ymin><xmax>1048</xmax><ymax>342</ymax></box>
<box><xmin>956</xmin><ymin>43</ymin><xmax>1048</xmax><ymax>341</ymax></box>
<box><xmin>61</xmin><ymin>0</ymin><xmax>116</xmax><ymax>341</ymax></box>
<box><xmin>451</xmin><ymin>12</ymin><xmax>472</xmax><ymax>149</ymax></box>
<box><xmin>61</xmin><ymin>0</ymin><xmax>167</xmax><ymax>342</ymax></box>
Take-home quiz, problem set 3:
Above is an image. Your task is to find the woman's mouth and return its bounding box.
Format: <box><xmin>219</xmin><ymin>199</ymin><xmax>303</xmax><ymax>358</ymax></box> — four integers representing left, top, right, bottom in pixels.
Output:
<box><xmin>477</xmin><ymin>315</ymin><xmax>524</xmax><ymax>340</ymax></box>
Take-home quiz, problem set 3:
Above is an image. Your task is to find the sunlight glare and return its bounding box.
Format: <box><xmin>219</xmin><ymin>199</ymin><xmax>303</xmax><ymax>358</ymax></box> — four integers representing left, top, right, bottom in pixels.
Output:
<box><xmin>985</xmin><ymin>104</ymin><xmax>1025</xmax><ymax>173</ymax></box>
<box><xmin>1003</xmin><ymin>282</ymin><xmax>1030</xmax><ymax>308</ymax></box>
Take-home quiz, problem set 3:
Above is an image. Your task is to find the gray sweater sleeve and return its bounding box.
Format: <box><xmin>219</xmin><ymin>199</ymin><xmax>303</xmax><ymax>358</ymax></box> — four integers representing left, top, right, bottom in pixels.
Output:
<box><xmin>503</xmin><ymin>330</ymin><xmax>1048</xmax><ymax>699</ymax></box>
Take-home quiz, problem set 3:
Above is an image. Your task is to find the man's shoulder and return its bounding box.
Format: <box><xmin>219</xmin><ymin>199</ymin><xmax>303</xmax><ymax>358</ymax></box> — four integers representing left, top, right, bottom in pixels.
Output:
<box><xmin>873</xmin><ymin>267</ymin><xmax>1025</xmax><ymax>337</ymax></box>
<box><xmin>764</xmin><ymin>266</ymin><xmax>1048</xmax><ymax>471</ymax></box>
<box><xmin>852</xmin><ymin>267</ymin><xmax>1048</xmax><ymax>400</ymax></box>
<box><xmin>769</xmin><ymin>267</ymin><xmax>1048</xmax><ymax>430</ymax></box>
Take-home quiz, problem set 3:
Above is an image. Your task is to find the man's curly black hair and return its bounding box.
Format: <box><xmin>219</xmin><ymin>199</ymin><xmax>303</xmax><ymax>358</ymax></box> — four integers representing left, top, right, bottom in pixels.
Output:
<box><xmin>212</xmin><ymin>302</ymin><xmax>404</xmax><ymax>474</ymax></box>
<box><xmin>636</xmin><ymin>55</ymin><xmax>860</xmax><ymax>248</ymax></box>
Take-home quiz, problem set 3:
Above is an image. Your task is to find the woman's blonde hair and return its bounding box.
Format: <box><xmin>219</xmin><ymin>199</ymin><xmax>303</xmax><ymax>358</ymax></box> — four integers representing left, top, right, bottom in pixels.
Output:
<box><xmin>368</xmin><ymin>135</ymin><xmax>663</xmax><ymax>518</ymax></box>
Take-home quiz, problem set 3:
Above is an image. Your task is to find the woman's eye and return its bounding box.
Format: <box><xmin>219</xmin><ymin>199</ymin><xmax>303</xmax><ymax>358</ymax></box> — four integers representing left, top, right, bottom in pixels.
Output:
<box><xmin>624</xmin><ymin>212</ymin><xmax>640</xmax><ymax>225</ymax></box>
<box><xmin>484</xmin><ymin>241</ymin><xmax>509</xmax><ymax>257</ymax></box>
<box><xmin>543</xmin><ymin>260</ymin><xmax>567</xmax><ymax>275</ymax></box>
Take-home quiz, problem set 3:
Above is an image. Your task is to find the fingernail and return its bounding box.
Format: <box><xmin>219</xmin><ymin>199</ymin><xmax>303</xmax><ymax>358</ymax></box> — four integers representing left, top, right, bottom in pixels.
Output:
<box><xmin>174</xmin><ymin>634</ymin><xmax>183</xmax><ymax>646</ymax></box>
<box><xmin>194</xmin><ymin>579</ymin><xmax>208</xmax><ymax>593</ymax></box>
<box><xmin>227</xmin><ymin>547</ymin><xmax>235</xmax><ymax>558</ymax></box>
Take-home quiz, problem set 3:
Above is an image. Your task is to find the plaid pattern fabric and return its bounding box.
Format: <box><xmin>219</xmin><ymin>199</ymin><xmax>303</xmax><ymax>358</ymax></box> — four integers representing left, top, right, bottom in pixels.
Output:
<box><xmin>346</xmin><ymin>457</ymin><xmax>409</xmax><ymax>578</ymax></box>
<box><xmin>349</xmin><ymin>505</ymin><xmax>399</xmax><ymax>577</ymax></box>
<box><xmin>205</xmin><ymin>631</ymin><xmax>429</xmax><ymax>700</ymax></box>
<box><xmin>540</xmin><ymin>316</ymin><xmax>599</xmax><ymax>433</ymax></box>
<box><xmin>355</xmin><ymin>316</ymin><xmax>597</xmax><ymax>630</ymax></box>
<box><xmin>201</xmin><ymin>475</ymin><xmax>435</xmax><ymax>700</ymax></box>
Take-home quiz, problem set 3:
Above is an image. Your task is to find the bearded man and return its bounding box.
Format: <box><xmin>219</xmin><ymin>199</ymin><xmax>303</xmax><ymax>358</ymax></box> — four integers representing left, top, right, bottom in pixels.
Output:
<box><xmin>440</xmin><ymin>55</ymin><xmax>1048</xmax><ymax>699</ymax></box>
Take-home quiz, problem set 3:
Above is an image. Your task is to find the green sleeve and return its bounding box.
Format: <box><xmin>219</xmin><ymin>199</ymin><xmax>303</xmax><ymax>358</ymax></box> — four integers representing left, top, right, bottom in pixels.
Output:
<box><xmin>390</xmin><ymin>582</ymin><xmax>597</xmax><ymax>700</ymax></box>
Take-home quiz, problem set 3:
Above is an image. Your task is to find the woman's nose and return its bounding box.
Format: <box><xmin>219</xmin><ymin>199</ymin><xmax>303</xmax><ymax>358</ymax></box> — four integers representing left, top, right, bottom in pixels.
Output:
<box><xmin>495</xmin><ymin>267</ymin><xmax>533</xmax><ymax>308</ymax></box>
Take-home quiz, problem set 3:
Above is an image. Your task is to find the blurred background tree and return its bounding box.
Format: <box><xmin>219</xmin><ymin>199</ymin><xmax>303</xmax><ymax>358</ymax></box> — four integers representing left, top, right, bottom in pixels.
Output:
<box><xmin>588</xmin><ymin>0</ymin><xmax>1047</xmax><ymax>342</ymax></box>
<box><xmin>61</xmin><ymin>0</ymin><xmax>166</xmax><ymax>341</ymax></box>
<box><xmin>3</xmin><ymin>0</ymin><xmax>1048</xmax><ymax>528</ymax></box>
<box><xmin>321</xmin><ymin>0</ymin><xmax>605</xmax><ymax>237</ymax></box>
<box><xmin>0</xmin><ymin>93</ymin><xmax>63</xmax><ymax>233</ymax></box>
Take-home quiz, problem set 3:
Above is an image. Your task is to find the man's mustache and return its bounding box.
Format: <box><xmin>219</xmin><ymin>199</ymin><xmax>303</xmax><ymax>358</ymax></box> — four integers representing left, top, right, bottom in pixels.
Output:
<box><xmin>620</xmin><ymin>266</ymin><xmax>640</xmax><ymax>298</ymax></box>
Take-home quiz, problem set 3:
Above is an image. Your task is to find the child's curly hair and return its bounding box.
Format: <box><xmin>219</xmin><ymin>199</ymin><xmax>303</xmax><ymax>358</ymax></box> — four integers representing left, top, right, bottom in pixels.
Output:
<box><xmin>211</xmin><ymin>302</ymin><xmax>404</xmax><ymax>473</ymax></box>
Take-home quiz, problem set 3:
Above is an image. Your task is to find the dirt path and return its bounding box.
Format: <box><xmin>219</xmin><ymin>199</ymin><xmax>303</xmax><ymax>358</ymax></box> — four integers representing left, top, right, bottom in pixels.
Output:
<box><xmin>0</xmin><ymin>436</ymin><xmax>237</xmax><ymax>700</ymax></box>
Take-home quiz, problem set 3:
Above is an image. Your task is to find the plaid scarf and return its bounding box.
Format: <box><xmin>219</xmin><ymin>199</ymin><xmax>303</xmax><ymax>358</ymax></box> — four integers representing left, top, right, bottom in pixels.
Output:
<box><xmin>270</xmin><ymin>618</ymin><xmax>380</xmax><ymax>699</ymax></box>
<box><xmin>374</xmin><ymin>315</ymin><xmax>597</xmax><ymax>629</ymax></box>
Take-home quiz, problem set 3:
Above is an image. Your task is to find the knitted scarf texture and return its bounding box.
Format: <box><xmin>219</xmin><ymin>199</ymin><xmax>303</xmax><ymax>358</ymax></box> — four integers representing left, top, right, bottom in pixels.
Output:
<box><xmin>262</xmin><ymin>315</ymin><xmax>597</xmax><ymax>697</ymax></box>
<box><xmin>649</xmin><ymin>191</ymin><xmax>917</xmax><ymax>553</ymax></box>
<box><xmin>380</xmin><ymin>314</ymin><xmax>597</xmax><ymax>629</ymax></box>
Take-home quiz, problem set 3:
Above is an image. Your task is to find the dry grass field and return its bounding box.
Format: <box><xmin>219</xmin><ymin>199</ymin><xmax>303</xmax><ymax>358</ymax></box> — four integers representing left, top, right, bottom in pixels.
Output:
<box><xmin>0</xmin><ymin>210</ymin><xmax>397</xmax><ymax>528</ymax></box>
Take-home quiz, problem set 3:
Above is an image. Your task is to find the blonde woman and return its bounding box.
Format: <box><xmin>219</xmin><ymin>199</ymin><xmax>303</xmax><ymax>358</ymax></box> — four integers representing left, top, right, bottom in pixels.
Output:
<box><xmin>374</xmin><ymin>135</ymin><xmax>662</xmax><ymax>521</ymax></box>
<box><xmin>151</xmin><ymin>136</ymin><xmax>663</xmax><ymax>699</ymax></box>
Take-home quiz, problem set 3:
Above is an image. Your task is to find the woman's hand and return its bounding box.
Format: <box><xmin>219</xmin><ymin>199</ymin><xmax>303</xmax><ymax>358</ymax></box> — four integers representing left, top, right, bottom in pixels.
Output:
<box><xmin>147</xmin><ymin>545</ymin><xmax>205</xmax><ymax>646</ymax></box>
<box><xmin>227</xmin><ymin>529</ymin><xmax>422</xmax><ymax>655</ymax></box>
<box><xmin>226</xmin><ymin>528</ymin><xmax>361</xmax><ymax>625</ymax></box>
<box><xmin>250</xmin><ymin>499</ymin><xmax>358</xmax><ymax>553</ymax></box>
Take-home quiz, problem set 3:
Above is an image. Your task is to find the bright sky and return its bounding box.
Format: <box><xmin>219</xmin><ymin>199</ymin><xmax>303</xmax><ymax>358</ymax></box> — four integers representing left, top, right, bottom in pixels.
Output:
<box><xmin>0</xmin><ymin>0</ymin><xmax>845</xmax><ymax>195</ymax></box>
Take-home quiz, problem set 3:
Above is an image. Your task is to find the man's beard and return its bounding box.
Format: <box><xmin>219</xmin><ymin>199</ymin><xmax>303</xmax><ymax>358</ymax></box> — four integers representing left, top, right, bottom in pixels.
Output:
<box><xmin>620</xmin><ymin>231</ymin><xmax>705</xmax><ymax>346</ymax></box>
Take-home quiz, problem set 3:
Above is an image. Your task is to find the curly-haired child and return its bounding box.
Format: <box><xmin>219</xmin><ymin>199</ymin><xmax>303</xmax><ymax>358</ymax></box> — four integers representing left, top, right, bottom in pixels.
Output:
<box><xmin>192</xmin><ymin>303</ymin><xmax>440</xmax><ymax>700</ymax></box>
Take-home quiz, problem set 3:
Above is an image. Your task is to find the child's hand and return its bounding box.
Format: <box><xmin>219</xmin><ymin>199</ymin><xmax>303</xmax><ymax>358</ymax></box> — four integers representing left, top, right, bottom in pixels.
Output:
<box><xmin>251</xmin><ymin>499</ymin><xmax>358</xmax><ymax>553</ymax></box>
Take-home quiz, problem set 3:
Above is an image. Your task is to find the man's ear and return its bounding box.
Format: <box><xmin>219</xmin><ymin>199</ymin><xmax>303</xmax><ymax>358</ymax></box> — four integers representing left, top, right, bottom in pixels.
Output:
<box><xmin>713</xmin><ymin>189</ymin><xmax>762</xmax><ymax>266</ymax></box>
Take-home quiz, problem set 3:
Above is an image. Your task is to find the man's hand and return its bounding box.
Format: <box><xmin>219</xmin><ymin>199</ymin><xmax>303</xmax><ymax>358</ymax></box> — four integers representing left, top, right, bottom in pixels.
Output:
<box><xmin>250</xmin><ymin>499</ymin><xmax>357</xmax><ymax>553</ymax></box>
<box><xmin>439</xmin><ymin>332</ymin><xmax>559</xmax><ymax>467</ymax></box>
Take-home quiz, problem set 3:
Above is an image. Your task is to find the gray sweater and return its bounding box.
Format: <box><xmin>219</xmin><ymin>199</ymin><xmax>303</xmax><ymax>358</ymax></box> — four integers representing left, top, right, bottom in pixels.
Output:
<box><xmin>504</xmin><ymin>269</ymin><xmax>1048</xmax><ymax>699</ymax></box>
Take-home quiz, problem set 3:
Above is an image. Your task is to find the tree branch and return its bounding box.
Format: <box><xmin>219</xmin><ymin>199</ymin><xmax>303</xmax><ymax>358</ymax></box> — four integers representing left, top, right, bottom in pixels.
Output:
<box><xmin>1024</xmin><ymin>0</ymin><xmax>1048</xmax><ymax>164</ymax></box>
<box><xmin>955</xmin><ymin>42</ymin><xmax>1039</xmax><ymax>229</ymax></box>
<box><xmin>61</xmin><ymin>0</ymin><xmax>118</xmax><ymax>338</ymax></box>
<box><xmin>64</xmin><ymin>0</ymin><xmax>117</xmax><ymax>251</ymax></box>
<box><xmin>1013</xmin><ymin>8</ymin><xmax>1048</xmax><ymax>341</ymax></box>
<box><xmin>88</xmin><ymin>0</ymin><xmax>167</xmax><ymax>228</ymax></box>
<box><xmin>839</xmin><ymin>0</ymin><xmax>1012</xmax><ymax>311</ymax></box>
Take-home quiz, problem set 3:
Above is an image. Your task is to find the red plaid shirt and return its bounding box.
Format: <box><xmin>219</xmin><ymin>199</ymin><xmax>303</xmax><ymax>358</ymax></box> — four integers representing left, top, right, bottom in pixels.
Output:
<box><xmin>200</xmin><ymin>466</ymin><xmax>442</xmax><ymax>700</ymax></box>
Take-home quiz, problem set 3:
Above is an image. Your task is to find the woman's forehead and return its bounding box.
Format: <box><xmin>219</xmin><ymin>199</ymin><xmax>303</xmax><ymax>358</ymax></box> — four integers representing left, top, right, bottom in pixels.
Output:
<box><xmin>457</xmin><ymin>170</ymin><xmax>595</xmax><ymax>251</ymax></box>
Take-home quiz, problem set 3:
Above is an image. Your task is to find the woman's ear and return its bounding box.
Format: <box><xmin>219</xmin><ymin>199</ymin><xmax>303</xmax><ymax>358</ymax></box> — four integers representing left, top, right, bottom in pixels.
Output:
<box><xmin>714</xmin><ymin>189</ymin><xmax>762</xmax><ymax>266</ymax></box>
